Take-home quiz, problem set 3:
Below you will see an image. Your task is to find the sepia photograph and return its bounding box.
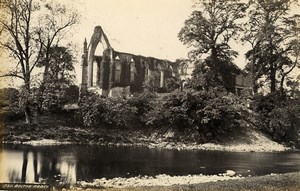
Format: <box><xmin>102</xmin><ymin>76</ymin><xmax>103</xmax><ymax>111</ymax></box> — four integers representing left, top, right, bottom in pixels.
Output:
<box><xmin>0</xmin><ymin>0</ymin><xmax>300</xmax><ymax>190</ymax></box>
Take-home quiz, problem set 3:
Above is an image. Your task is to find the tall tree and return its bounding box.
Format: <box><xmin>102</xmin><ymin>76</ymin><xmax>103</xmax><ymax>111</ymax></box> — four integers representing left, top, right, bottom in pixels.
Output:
<box><xmin>36</xmin><ymin>45</ymin><xmax>76</xmax><ymax>111</ymax></box>
<box><xmin>0</xmin><ymin>0</ymin><xmax>39</xmax><ymax>123</ymax></box>
<box><xmin>243</xmin><ymin>0</ymin><xmax>300</xmax><ymax>95</ymax></box>
<box><xmin>34</xmin><ymin>1</ymin><xmax>79</xmax><ymax>117</ymax></box>
<box><xmin>0</xmin><ymin>0</ymin><xmax>79</xmax><ymax>123</ymax></box>
<box><xmin>178</xmin><ymin>0</ymin><xmax>247</xmax><ymax>92</ymax></box>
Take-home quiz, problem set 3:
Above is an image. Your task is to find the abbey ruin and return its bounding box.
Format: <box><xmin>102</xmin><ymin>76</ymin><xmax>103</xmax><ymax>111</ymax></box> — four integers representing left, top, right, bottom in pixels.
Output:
<box><xmin>80</xmin><ymin>26</ymin><xmax>181</xmax><ymax>97</ymax></box>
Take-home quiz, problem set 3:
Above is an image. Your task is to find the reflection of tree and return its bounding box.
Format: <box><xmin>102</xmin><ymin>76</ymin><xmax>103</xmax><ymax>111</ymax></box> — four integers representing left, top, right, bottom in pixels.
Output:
<box><xmin>21</xmin><ymin>150</ymin><xmax>28</xmax><ymax>182</ymax></box>
<box><xmin>8</xmin><ymin>170</ymin><xmax>21</xmax><ymax>183</ymax></box>
<box><xmin>33</xmin><ymin>152</ymin><xmax>38</xmax><ymax>182</ymax></box>
<box><xmin>76</xmin><ymin>161</ymin><xmax>91</xmax><ymax>181</ymax></box>
<box><xmin>61</xmin><ymin>163</ymin><xmax>77</xmax><ymax>186</ymax></box>
<box><xmin>39</xmin><ymin>156</ymin><xmax>60</xmax><ymax>185</ymax></box>
<box><xmin>21</xmin><ymin>150</ymin><xmax>39</xmax><ymax>183</ymax></box>
<box><xmin>7</xmin><ymin>149</ymin><xmax>40</xmax><ymax>183</ymax></box>
<box><xmin>5</xmin><ymin>146</ymin><xmax>79</xmax><ymax>187</ymax></box>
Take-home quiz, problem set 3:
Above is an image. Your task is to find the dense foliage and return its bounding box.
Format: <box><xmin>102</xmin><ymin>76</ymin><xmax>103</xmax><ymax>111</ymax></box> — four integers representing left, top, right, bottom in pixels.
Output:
<box><xmin>79</xmin><ymin>93</ymin><xmax>138</xmax><ymax>128</ymax></box>
<box><xmin>178</xmin><ymin>0</ymin><xmax>247</xmax><ymax>92</ymax></box>
<box><xmin>0</xmin><ymin>88</ymin><xmax>19</xmax><ymax>110</ymax></box>
<box><xmin>0</xmin><ymin>88</ymin><xmax>24</xmax><ymax>121</ymax></box>
<box><xmin>190</xmin><ymin>60</ymin><xmax>240</xmax><ymax>92</ymax></box>
<box><xmin>36</xmin><ymin>46</ymin><xmax>77</xmax><ymax>113</ymax></box>
<box><xmin>40</xmin><ymin>85</ymin><xmax>79</xmax><ymax>112</ymax></box>
<box><xmin>243</xmin><ymin>0</ymin><xmax>300</xmax><ymax>94</ymax></box>
<box><xmin>144</xmin><ymin>89</ymin><xmax>247</xmax><ymax>141</ymax></box>
<box><xmin>250</xmin><ymin>93</ymin><xmax>300</xmax><ymax>143</ymax></box>
<box><xmin>79</xmin><ymin>89</ymin><xmax>247</xmax><ymax>142</ymax></box>
<box><xmin>0</xmin><ymin>0</ymin><xmax>79</xmax><ymax>123</ymax></box>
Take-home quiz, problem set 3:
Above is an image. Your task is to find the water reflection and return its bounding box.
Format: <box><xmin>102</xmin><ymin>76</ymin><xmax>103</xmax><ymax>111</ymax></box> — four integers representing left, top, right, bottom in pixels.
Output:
<box><xmin>1</xmin><ymin>144</ymin><xmax>300</xmax><ymax>187</ymax></box>
<box><xmin>1</xmin><ymin>145</ymin><xmax>77</xmax><ymax>188</ymax></box>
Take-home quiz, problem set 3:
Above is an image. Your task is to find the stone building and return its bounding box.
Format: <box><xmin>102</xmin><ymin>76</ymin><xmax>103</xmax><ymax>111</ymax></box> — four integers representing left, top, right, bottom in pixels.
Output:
<box><xmin>176</xmin><ymin>59</ymin><xmax>194</xmax><ymax>81</ymax></box>
<box><xmin>80</xmin><ymin>26</ymin><xmax>179</xmax><ymax>97</ymax></box>
<box><xmin>80</xmin><ymin>26</ymin><xmax>250</xmax><ymax>97</ymax></box>
<box><xmin>176</xmin><ymin>59</ymin><xmax>195</xmax><ymax>87</ymax></box>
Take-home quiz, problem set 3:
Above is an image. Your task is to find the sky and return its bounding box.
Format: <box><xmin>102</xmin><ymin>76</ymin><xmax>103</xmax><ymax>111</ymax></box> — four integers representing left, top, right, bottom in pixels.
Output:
<box><xmin>75</xmin><ymin>0</ymin><xmax>195</xmax><ymax>60</ymax></box>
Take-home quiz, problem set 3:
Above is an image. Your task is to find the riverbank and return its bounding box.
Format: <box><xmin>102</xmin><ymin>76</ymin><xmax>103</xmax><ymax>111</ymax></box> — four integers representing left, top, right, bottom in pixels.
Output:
<box><xmin>1</xmin><ymin>116</ymin><xmax>290</xmax><ymax>152</ymax></box>
<box><xmin>67</xmin><ymin>172</ymin><xmax>300</xmax><ymax>191</ymax></box>
<box><xmin>77</xmin><ymin>172</ymin><xmax>243</xmax><ymax>189</ymax></box>
<box><xmin>18</xmin><ymin>130</ymin><xmax>287</xmax><ymax>152</ymax></box>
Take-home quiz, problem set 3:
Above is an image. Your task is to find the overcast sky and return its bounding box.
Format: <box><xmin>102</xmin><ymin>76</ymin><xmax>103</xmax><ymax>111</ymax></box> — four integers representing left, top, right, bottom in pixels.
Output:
<box><xmin>75</xmin><ymin>0</ymin><xmax>194</xmax><ymax>60</ymax></box>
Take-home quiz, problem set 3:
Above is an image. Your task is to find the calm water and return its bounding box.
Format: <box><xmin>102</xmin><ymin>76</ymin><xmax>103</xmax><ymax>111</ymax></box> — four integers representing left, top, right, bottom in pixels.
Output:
<box><xmin>1</xmin><ymin>144</ymin><xmax>300</xmax><ymax>186</ymax></box>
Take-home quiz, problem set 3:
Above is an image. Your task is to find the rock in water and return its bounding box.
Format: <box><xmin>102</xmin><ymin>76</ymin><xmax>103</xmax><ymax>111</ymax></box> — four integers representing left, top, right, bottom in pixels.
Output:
<box><xmin>226</xmin><ymin>170</ymin><xmax>236</xmax><ymax>177</ymax></box>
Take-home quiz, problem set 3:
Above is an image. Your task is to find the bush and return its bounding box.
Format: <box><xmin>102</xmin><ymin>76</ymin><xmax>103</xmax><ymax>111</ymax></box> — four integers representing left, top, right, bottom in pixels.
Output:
<box><xmin>143</xmin><ymin>90</ymin><xmax>194</xmax><ymax>129</ymax></box>
<box><xmin>127</xmin><ymin>91</ymin><xmax>157</xmax><ymax>118</ymax></box>
<box><xmin>195</xmin><ymin>90</ymin><xmax>246</xmax><ymax>137</ymax></box>
<box><xmin>79</xmin><ymin>93</ymin><xmax>138</xmax><ymax>128</ymax></box>
<box><xmin>39</xmin><ymin>85</ymin><xmax>80</xmax><ymax>113</ymax></box>
<box><xmin>143</xmin><ymin>89</ymin><xmax>247</xmax><ymax>141</ymax></box>
<box><xmin>0</xmin><ymin>88</ymin><xmax>24</xmax><ymax>121</ymax></box>
<box><xmin>251</xmin><ymin>92</ymin><xmax>300</xmax><ymax>142</ymax></box>
<box><xmin>79</xmin><ymin>89</ymin><xmax>248</xmax><ymax>142</ymax></box>
<box><xmin>0</xmin><ymin>88</ymin><xmax>20</xmax><ymax>112</ymax></box>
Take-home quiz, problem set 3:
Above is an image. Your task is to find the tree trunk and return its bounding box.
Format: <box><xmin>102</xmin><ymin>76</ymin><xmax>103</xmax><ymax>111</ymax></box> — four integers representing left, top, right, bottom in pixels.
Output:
<box><xmin>280</xmin><ymin>74</ymin><xmax>285</xmax><ymax>98</ymax></box>
<box><xmin>270</xmin><ymin>64</ymin><xmax>276</xmax><ymax>93</ymax></box>
<box><xmin>252</xmin><ymin>79</ymin><xmax>258</xmax><ymax>95</ymax></box>
<box><xmin>269</xmin><ymin>38</ymin><xmax>276</xmax><ymax>93</ymax></box>
<box><xmin>24</xmin><ymin>106</ymin><xmax>31</xmax><ymax>124</ymax></box>
<box><xmin>251</xmin><ymin>47</ymin><xmax>258</xmax><ymax>95</ymax></box>
<box><xmin>211</xmin><ymin>47</ymin><xmax>217</xmax><ymax>74</ymax></box>
<box><xmin>251</xmin><ymin>63</ymin><xmax>258</xmax><ymax>95</ymax></box>
<box><xmin>36</xmin><ymin>64</ymin><xmax>50</xmax><ymax>122</ymax></box>
<box><xmin>210</xmin><ymin>46</ymin><xmax>218</xmax><ymax>88</ymax></box>
<box><xmin>24</xmin><ymin>77</ymin><xmax>31</xmax><ymax>124</ymax></box>
<box><xmin>36</xmin><ymin>84</ymin><xmax>45</xmax><ymax>121</ymax></box>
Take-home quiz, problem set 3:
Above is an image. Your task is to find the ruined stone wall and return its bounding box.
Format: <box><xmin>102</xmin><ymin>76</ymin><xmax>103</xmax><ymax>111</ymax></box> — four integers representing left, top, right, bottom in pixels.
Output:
<box><xmin>89</xmin><ymin>50</ymin><xmax>176</xmax><ymax>97</ymax></box>
<box><xmin>80</xmin><ymin>26</ymin><xmax>179</xmax><ymax>97</ymax></box>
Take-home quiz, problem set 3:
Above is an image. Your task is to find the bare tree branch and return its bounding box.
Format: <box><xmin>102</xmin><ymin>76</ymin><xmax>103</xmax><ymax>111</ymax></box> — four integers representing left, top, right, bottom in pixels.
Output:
<box><xmin>0</xmin><ymin>73</ymin><xmax>25</xmax><ymax>80</ymax></box>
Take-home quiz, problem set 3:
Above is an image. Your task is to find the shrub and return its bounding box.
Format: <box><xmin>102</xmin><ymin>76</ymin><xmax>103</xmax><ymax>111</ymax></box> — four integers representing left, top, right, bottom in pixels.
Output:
<box><xmin>79</xmin><ymin>89</ymin><xmax>248</xmax><ymax>142</ymax></box>
<box><xmin>143</xmin><ymin>89</ymin><xmax>247</xmax><ymax>141</ymax></box>
<box><xmin>40</xmin><ymin>85</ymin><xmax>80</xmax><ymax>113</ymax></box>
<box><xmin>127</xmin><ymin>91</ymin><xmax>157</xmax><ymax>117</ymax></box>
<box><xmin>251</xmin><ymin>92</ymin><xmax>300</xmax><ymax>142</ymax></box>
<box><xmin>0</xmin><ymin>88</ymin><xmax>24</xmax><ymax>121</ymax></box>
<box><xmin>192</xmin><ymin>89</ymin><xmax>247</xmax><ymax>140</ymax></box>
<box><xmin>79</xmin><ymin>93</ymin><xmax>138</xmax><ymax>128</ymax></box>
<box><xmin>0</xmin><ymin>88</ymin><xmax>20</xmax><ymax>112</ymax></box>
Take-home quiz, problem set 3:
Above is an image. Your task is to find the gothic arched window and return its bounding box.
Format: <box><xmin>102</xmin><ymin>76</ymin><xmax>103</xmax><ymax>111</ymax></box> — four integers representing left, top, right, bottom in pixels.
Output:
<box><xmin>130</xmin><ymin>58</ymin><xmax>136</xmax><ymax>83</ymax></box>
<box><xmin>115</xmin><ymin>56</ymin><xmax>121</xmax><ymax>83</ymax></box>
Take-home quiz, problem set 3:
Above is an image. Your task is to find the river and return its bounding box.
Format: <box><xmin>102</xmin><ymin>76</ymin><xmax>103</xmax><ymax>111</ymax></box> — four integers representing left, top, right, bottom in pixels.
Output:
<box><xmin>1</xmin><ymin>144</ymin><xmax>300</xmax><ymax>187</ymax></box>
